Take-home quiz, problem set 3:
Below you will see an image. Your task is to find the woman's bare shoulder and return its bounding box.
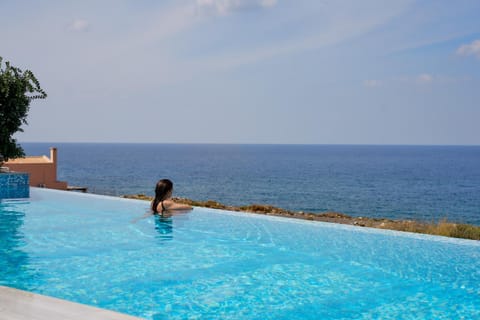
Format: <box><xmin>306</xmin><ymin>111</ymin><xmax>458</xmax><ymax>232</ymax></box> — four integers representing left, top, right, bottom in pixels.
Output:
<box><xmin>163</xmin><ymin>199</ymin><xmax>192</xmax><ymax>211</ymax></box>
<box><xmin>162</xmin><ymin>199</ymin><xmax>175</xmax><ymax>207</ymax></box>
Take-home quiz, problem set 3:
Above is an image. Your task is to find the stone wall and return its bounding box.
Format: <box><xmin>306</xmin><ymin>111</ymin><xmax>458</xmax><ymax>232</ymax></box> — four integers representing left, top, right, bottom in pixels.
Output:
<box><xmin>0</xmin><ymin>173</ymin><xmax>30</xmax><ymax>199</ymax></box>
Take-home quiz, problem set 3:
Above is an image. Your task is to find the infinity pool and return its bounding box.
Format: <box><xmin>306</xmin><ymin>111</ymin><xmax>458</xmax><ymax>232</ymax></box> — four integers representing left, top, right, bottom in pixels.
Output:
<box><xmin>1</xmin><ymin>188</ymin><xmax>479</xmax><ymax>319</ymax></box>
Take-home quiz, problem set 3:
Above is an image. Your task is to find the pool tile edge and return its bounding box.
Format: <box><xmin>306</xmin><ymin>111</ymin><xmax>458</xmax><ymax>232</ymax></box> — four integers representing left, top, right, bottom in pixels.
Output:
<box><xmin>0</xmin><ymin>286</ymin><xmax>144</xmax><ymax>320</ymax></box>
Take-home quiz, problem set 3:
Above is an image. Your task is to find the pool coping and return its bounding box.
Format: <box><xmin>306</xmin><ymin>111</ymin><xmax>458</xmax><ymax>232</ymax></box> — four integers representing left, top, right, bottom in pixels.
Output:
<box><xmin>0</xmin><ymin>286</ymin><xmax>143</xmax><ymax>320</ymax></box>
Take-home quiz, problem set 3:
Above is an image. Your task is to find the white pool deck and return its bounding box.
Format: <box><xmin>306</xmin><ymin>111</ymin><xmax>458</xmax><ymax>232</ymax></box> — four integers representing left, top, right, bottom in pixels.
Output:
<box><xmin>0</xmin><ymin>286</ymin><xmax>143</xmax><ymax>320</ymax></box>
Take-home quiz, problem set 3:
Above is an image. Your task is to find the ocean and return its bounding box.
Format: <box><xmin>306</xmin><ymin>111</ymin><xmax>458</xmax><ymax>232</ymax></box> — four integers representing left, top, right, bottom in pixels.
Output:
<box><xmin>21</xmin><ymin>143</ymin><xmax>480</xmax><ymax>225</ymax></box>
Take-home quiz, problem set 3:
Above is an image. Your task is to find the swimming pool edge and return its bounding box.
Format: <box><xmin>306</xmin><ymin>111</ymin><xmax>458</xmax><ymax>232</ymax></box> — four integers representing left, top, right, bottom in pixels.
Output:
<box><xmin>0</xmin><ymin>285</ymin><xmax>144</xmax><ymax>320</ymax></box>
<box><xmin>29</xmin><ymin>187</ymin><xmax>480</xmax><ymax>247</ymax></box>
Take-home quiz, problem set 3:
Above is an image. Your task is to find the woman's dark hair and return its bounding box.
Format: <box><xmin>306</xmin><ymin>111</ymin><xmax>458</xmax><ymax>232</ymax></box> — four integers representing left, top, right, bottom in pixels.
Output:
<box><xmin>152</xmin><ymin>179</ymin><xmax>173</xmax><ymax>213</ymax></box>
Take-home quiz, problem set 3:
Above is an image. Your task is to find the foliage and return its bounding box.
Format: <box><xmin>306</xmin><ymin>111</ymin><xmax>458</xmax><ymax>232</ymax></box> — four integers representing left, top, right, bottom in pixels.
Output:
<box><xmin>0</xmin><ymin>56</ymin><xmax>46</xmax><ymax>161</ymax></box>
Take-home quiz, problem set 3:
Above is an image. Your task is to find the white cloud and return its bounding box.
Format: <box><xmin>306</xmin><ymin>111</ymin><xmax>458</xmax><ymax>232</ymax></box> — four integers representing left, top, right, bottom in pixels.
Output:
<box><xmin>69</xmin><ymin>19</ymin><xmax>90</xmax><ymax>32</ymax></box>
<box><xmin>140</xmin><ymin>5</ymin><xmax>198</xmax><ymax>43</ymax></box>
<box><xmin>416</xmin><ymin>73</ymin><xmax>433</xmax><ymax>84</ymax></box>
<box><xmin>260</xmin><ymin>0</ymin><xmax>277</xmax><ymax>7</ymax></box>
<box><xmin>196</xmin><ymin>0</ymin><xmax>277</xmax><ymax>16</ymax></box>
<box><xmin>392</xmin><ymin>74</ymin><xmax>468</xmax><ymax>86</ymax></box>
<box><xmin>456</xmin><ymin>39</ymin><xmax>480</xmax><ymax>58</ymax></box>
<box><xmin>198</xmin><ymin>0</ymin><xmax>413</xmax><ymax>69</ymax></box>
<box><xmin>363</xmin><ymin>79</ymin><xmax>381</xmax><ymax>87</ymax></box>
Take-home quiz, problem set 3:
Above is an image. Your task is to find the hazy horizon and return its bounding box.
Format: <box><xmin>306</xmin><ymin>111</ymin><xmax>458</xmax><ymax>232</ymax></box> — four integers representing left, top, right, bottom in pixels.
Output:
<box><xmin>18</xmin><ymin>141</ymin><xmax>480</xmax><ymax>147</ymax></box>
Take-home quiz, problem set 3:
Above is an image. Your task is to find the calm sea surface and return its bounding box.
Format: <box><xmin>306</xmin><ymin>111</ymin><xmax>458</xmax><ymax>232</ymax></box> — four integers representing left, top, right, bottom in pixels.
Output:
<box><xmin>21</xmin><ymin>143</ymin><xmax>480</xmax><ymax>225</ymax></box>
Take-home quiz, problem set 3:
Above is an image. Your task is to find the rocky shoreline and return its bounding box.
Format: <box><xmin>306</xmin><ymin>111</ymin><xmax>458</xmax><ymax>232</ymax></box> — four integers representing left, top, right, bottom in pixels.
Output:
<box><xmin>123</xmin><ymin>194</ymin><xmax>480</xmax><ymax>241</ymax></box>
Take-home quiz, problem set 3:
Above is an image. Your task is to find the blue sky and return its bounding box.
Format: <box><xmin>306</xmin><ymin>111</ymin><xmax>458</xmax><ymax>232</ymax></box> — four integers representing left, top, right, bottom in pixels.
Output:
<box><xmin>2</xmin><ymin>0</ymin><xmax>480</xmax><ymax>144</ymax></box>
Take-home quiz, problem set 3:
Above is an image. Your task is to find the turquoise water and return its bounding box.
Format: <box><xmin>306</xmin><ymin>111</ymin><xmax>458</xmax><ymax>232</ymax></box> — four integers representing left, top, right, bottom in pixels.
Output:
<box><xmin>1</xmin><ymin>188</ymin><xmax>479</xmax><ymax>319</ymax></box>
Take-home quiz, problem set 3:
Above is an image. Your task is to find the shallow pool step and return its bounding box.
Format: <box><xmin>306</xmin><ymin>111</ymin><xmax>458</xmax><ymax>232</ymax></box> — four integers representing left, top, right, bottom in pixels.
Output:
<box><xmin>0</xmin><ymin>286</ymin><xmax>143</xmax><ymax>320</ymax></box>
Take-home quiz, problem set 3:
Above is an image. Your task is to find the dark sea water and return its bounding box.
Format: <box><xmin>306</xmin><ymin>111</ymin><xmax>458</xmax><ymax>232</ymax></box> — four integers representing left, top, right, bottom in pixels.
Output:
<box><xmin>21</xmin><ymin>143</ymin><xmax>480</xmax><ymax>225</ymax></box>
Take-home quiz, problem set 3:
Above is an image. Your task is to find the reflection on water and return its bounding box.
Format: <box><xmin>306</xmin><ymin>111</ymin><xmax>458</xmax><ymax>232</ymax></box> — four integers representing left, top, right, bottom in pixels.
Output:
<box><xmin>0</xmin><ymin>201</ymin><xmax>36</xmax><ymax>289</ymax></box>
<box><xmin>153</xmin><ymin>210</ymin><xmax>191</xmax><ymax>242</ymax></box>
<box><xmin>154</xmin><ymin>214</ymin><xmax>173</xmax><ymax>242</ymax></box>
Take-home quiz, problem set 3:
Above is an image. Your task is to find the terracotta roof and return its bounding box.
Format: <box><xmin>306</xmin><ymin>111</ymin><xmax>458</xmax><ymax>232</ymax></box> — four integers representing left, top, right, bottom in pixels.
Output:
<box><xmin>6</xmin><ymin>156</ymin><xmax>51</xmax><ymax>164</ymax></box>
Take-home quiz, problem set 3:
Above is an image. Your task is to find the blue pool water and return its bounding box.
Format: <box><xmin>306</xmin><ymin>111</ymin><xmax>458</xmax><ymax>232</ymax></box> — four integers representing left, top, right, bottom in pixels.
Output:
<box><xmin>1</xmin><ymin>188</ymin><xmax>479</xmax><ymax>319</ymax></box>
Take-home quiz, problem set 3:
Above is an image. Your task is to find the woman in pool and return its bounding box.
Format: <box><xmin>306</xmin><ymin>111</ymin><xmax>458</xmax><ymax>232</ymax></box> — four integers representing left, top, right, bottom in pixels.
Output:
<box><xmin>151</xmin><ymin>179</ymin><xmax>192</xmax><ymax>214</ymax></box>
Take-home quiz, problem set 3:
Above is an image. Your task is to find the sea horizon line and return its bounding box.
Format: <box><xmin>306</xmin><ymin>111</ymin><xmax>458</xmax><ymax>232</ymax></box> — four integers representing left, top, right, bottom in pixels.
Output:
<box><xmin>18</xmin><ymin>141</ymin><xmax>480</xmax><ymax>147</ymax></box>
